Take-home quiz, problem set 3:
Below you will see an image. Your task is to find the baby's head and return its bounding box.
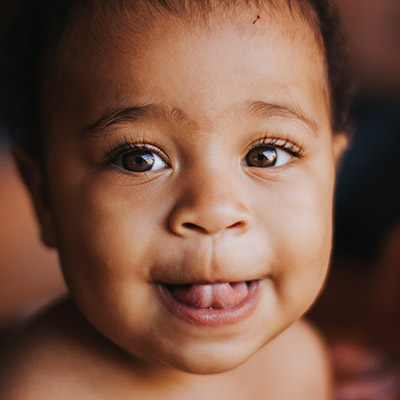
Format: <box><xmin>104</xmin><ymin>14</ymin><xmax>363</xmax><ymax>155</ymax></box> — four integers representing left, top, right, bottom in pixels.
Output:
<box><xmin>2</xmin><ymin>0</ymin><xmax>350</xmax><ymax>374</ymax></box>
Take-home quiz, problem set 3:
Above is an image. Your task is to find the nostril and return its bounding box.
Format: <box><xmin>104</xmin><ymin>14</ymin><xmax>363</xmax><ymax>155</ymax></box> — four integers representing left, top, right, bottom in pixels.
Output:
<box><xmin>181</xmin><ymin>221</ymin><xmax>246</xmax><ymax>233</ymax></box>
<box><xmin>182</xmin><ymin>222</ymin><xmax>207</xmax><ymax>233</ymax></box>
<box><xmin>227</xmin><ymin>221</ymin><xmax>245</xmax><ymax>229</ymax></box>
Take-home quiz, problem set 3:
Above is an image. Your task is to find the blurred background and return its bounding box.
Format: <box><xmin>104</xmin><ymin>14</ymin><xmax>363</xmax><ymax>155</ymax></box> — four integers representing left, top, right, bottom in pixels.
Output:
<box><xmin>0</xmin><ymin>0</ymin><xmax>67</xmax><ymax>343</ymax></box>
<box><xmin>310</xmin><ymin>0</ymin><xmax>400</xmax><ymax>397</ymax></box>
<box><xmin>0</xmin><ymin>0</ymin><xmax>399</xmax><ymax>398</ymax></box>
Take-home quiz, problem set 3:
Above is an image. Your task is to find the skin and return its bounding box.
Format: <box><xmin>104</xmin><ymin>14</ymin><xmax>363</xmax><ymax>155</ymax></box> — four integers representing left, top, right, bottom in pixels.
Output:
<box><xmin>3</xmin><ymin>5</ymin><xmax>347</xmax><ymax>398</ymax></box>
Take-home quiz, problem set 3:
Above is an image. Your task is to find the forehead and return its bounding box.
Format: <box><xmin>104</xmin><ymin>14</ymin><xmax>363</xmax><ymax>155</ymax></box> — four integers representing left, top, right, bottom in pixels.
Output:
<box><xmin>46</xmin><ymin>4</ymin><xmax>329</xmax><ymax>134</ymax></box>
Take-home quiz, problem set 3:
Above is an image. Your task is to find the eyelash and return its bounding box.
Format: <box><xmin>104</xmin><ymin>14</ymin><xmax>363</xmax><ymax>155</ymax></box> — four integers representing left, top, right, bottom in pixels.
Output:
<box><xmin>103</xmin><ymin>139</ymin><xmax>168</xmax><ymax>165</ymax></box>
<box><xmin>249</xmin><ymin>135</ymin><xmax>305</xmax><ymax>158</ymax></box>
<box><xmin>102</xmin><ymin>134</ymin><xmax>304</xmax><ymax>168</ymax></box>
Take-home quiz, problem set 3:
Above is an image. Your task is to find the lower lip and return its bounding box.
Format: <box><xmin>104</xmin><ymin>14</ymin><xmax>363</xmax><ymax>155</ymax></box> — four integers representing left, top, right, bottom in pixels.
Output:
<box><xmin>158</xmin><ymin>281</ymin><xmax>261</xmax><ymax>327</ymax></box>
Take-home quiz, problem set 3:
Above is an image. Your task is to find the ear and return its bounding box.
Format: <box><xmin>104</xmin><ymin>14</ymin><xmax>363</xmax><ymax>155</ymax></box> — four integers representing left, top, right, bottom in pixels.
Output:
<box><xmin>13</xmin><ymin>147</ymin><xmax>57</xmax><ymax>248</ymax></box>
<box><xmin>332</xmin><ymin>132</ymin><xmax>349</xmax><ymax>168</ymax></box>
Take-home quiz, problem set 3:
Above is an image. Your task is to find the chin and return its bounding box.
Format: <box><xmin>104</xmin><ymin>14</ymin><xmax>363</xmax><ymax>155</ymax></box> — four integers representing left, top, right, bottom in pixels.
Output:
<box><xmin>174</xmin><ymin>358</ymin><xmax>246</xmax><ymax>375</ymax></box>
<box><xmin>162</xmin><ymin>342</ymin><xmax>259</xmax><ymax>375</ymax></box>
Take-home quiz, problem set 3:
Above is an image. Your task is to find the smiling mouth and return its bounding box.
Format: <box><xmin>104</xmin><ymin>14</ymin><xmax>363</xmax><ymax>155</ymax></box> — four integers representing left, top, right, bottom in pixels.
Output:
<box><xmin>159</xmin><ymin>281</ymin><xmax>261</xmax><ymax>326</ymax></box>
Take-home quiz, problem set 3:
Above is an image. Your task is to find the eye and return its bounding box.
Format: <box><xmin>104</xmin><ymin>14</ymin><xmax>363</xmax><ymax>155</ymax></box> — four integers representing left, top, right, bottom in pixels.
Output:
<box><xmin>244</xmin><ymin>145</ymin><xmax>292</xmax><ymax>168</ymax></box>
<box><xmin>115</xmin><ymin>149</ymin><xmax>168</xmax><ymax>172</ymax></box>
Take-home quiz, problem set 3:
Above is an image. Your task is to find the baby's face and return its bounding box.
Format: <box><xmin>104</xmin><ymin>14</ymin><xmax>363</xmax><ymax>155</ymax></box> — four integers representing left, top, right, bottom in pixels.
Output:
<box><xmin>40</xmin><ymin>8</ymin><xmax>344</xmax><ymax>373</ymax></box>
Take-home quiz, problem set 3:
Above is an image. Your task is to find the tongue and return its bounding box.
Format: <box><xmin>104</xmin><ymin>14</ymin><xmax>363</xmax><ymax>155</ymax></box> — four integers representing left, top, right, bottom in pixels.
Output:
<box><xmin>168</xmin><ymin>282</ymin><xmax>249</xmax><ymax>309</ymax></box>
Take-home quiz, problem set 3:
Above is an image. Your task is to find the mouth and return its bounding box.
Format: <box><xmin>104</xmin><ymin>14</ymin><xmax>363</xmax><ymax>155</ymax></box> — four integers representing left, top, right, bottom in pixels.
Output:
<box><xmin>159</xmin><ymin>280</ymin><xmax>261</xmax><ymax>327</ymax></box>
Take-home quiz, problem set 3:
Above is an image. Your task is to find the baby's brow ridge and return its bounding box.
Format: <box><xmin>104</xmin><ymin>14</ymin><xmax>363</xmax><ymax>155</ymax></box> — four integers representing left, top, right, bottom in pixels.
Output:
<box><xmin>79</xmin><ymin>101</ymin><xmax>318</xmax><ymax>138</ymax></box>
<box><xmin>79</xmin><ymin>104</ymin><xmax>190</xmax><ymax>138</ymax></box>
<box><xmin>245</xmin><ymin>100</ymin><xmax>319</xmax><ymax>135</ymax></box>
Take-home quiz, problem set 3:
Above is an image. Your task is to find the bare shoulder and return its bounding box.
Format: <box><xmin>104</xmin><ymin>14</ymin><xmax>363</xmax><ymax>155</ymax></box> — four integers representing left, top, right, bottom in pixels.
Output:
<box><xmin>255</xmin><ymin>319</ymin><xmax>332</xmax><ymax>400</ymax></box>
<box><xmin>0</xmin><ymin>298</ymin><xmax>123</xmax><ymax>400</ymax></box>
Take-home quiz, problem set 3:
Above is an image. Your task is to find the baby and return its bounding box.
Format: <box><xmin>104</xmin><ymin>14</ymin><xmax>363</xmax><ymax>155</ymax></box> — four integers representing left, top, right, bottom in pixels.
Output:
<box><xmin>0</xmin><ymin>0</ymin><xmax>351</xmax><ymax>398</ymax></box>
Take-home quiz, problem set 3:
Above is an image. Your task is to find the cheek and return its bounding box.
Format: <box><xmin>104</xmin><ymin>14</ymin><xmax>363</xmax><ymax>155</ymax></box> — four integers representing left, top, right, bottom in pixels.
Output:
<box><xmin>48</xmin><ymin>171</ymin><xmax>162</xmax><ymax>300</ymax></box>
<box><xmin>48</xmin><ymin>175</ymin><xmax>172</xmax><ymax>349</ymax></box>
<box><xmin>280</xmin><ymin>182</ymin><xmax>333</xmax><ymax>263</ymax></box>
<box><xmin>257</xmin><ymin>167</ymin><xmax>334</xmax><ymax>311</ymax></box>
<box><xmin>277</xmin><ymin>187</ymin><xmax>332</xmax><ymax>289</ymax></box>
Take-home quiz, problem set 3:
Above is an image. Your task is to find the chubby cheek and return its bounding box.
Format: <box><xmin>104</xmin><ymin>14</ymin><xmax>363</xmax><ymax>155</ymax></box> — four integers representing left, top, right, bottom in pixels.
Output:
<box><xmin>48</xmin><ymin>170</ymin><xmax>166</xmax><ymax>329</ymax></box>
<box><xmin>260</xmin><ymin>167</ymin><xmax>334</xmax><ymax>318</ymax></box>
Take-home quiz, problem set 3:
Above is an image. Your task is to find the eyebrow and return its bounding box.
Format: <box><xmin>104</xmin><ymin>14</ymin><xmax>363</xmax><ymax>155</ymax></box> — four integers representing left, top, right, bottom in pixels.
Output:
<box><xmin>244</xmin><ymin>100</ymin><xmax>319</xmax><ymax>135</ymax></box>
<box><xmin>79</xmin><ymin>104</ymin><xmax>189</xmax><ymax>138</ymax></box>
<box><xmin>79</xmin><ymin>100</ymin><xmax>318</xmax><ymax>138</ymax></box>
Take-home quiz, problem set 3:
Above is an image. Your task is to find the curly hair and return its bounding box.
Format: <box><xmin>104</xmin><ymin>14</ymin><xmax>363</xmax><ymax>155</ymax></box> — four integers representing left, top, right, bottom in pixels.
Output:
<box><xmin>0</xmin><ymin>0</ymin><xmax>352</xmax><ymax>157</ymax></box>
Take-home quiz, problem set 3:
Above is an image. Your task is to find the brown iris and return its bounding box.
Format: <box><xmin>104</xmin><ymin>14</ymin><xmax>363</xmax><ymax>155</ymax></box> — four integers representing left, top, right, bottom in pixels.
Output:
<box><xmin>245</xmin><ymin>146</ymin><xmax>277</xmax><ymax>167</ymax></box>
<box><xmin>122</xmin><ymin>150</ymin><xmax>155</xmax><ymax>172</ymax></box>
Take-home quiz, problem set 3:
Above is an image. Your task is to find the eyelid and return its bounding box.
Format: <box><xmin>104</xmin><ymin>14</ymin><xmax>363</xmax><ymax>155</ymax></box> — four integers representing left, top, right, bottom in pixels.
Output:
<box><xmin>244</xmin><ymin>134</ymin><xmax>305</xmax><ymax>158</ymax></box>
<box><xmin>103</xmin><ymin>140</ymin><xmax>170</xmax><ymax>166</ymax></box>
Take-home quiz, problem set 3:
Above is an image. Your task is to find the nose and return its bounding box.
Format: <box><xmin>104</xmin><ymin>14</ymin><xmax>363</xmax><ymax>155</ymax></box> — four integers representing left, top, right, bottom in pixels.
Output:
<box><xmin>168</xmin><ymin>172</ymin><xmax>252</xmax><ymax>237</ymax></box>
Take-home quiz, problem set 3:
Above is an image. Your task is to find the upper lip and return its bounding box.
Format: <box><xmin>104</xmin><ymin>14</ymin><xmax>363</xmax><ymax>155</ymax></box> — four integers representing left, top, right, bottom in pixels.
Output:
<box><xmin>150</xmin><ymin>234</ymin><xmax>271</xmax><ymax>281</ymax></box>
<box><xmin>155</xmin><ymin>275</ymin><xmax>269</xmax><ymax>286</ymax></box>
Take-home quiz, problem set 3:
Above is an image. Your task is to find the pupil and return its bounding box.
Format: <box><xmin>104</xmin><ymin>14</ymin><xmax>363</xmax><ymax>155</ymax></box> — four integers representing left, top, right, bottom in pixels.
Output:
<box><xmin>246</xmin><ymin>147</ymin><xmax>277</xmax><ymax>167</ymax></box>
<box><xmin>122</xmin><ymin>150</ymin><xmax>155</xmax><ymax>172</ymax></box>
